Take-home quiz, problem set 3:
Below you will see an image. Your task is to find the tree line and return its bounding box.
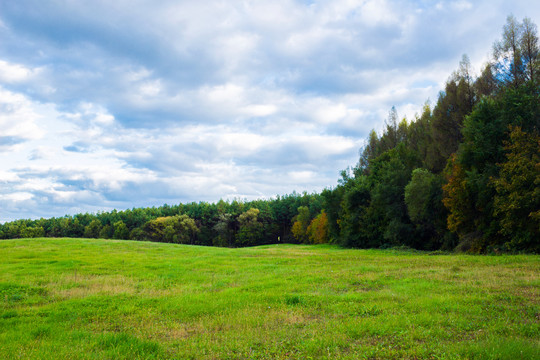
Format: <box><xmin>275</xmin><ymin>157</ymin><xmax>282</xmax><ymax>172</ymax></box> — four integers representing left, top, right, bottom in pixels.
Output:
<box><xmin>0</xmin><ymin>193</ymin><xmax>326</xmax><ymax>247</ymax></box>
<box><xmin>1</xmin><ymin>16</ymin><xmax>538</xmax><ymax>253</ymax></box>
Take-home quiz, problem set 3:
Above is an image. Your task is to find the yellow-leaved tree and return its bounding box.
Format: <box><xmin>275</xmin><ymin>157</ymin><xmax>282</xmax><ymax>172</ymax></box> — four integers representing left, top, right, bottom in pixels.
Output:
<box><xmin>307</xmin><ymin>211</ymin><xmax>329</xmax><ymax>244</ymax></box>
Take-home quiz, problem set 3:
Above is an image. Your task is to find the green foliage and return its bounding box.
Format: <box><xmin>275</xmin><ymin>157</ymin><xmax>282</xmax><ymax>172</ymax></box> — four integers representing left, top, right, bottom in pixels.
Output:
<box><xmin>113</xmin><ymin>221</ymin><xmax>129</xmax><ymax>240</ymax></box>
<box><xmin>84</xmin><ymin>219</ymin><xmax>102</xmax><ymax>238</ymax></box>
<box><xmin>212</xmin><ymin>213</ymin><xmax>235</xmax><ymax>247</ymax></box>
<box><xmin>492</xmin><ymin>126</ymin><xmax>540</xmax><ymax>252</ymax></box>
<box><xmin>445</xmin><ymin>82</ymin><xmax>540</xmax><ymax>252</ymax></box>
<box><xmin>492</xmin><ymin>15</ymin><xmax>539</xmax><ymax>87</ymax></box>
<box><xmin>236</xmin><ymin>208</ymin><xmax>263</xmax><ymax>246</ymax></box>
<box><xmin>430</xmin><ymin>56</ymin><xmax>476</xmax><ymax>172</ymax></box>
<box><xmin>291</xmin><ymin>206</ymin><xmax>311</xmax><ymax>243</ymax></box>
<box><xmin>405</xmin><ymin>169</ymin><xmax>437</xmax><ymax>223</ymax></box>
<box><xmin>405</xmin><ymin>169</ymin><xmax>448</xmax><ymax>250</ymax></box>
<box><xmin>320</xmin><ymin>187</ymin><xmax>345</xmax><ymax>244</ymax></box>
<box><xmin>442</xmin><ymin>155</ymin><xmax>476</xmax><ymax>238</ymax></box>
<box><xmin>369</xmin><ymin>144</ymin><xmax>420</xmax><ymax>247</ymax></box>
<box><xmin>99</xmin><ymin>224</ymin><xmax>113</xmax><ymax>239</ymax></box>
<box><xmin>19</xmin><ymin>225</ymin><xmax>45</xmax><ymax>239</ymax></box>
<box><xmin>329</xmin><ymin>17</ymin><xmax>539</xmax><ymax>253</ymax></box>
<box><xmin>0</xmin><ymin>192</ymin><xmax>324</xmax><ymax>248</ymax></box>
<box><xmin>338</xmin><ymin>175</ymin><xmax>377</xmax><ymax>248</ymax></box>
<box><xmin>142</xmin><ymin>215</ymin><xmax>199</xmax><ymax>244</ymax></box>
<box><xmin>306</xmin><ymin>211</ymin><xmax>329</xmax><ymax>244</ymax></box>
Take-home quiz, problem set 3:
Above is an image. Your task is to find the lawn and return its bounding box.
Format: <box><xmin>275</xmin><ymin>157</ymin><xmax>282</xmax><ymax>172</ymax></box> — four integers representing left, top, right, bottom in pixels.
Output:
<box><xmin>0</xmin><ymin>238</ymin><xmax>538</xmax><ymax>359</ymax></box>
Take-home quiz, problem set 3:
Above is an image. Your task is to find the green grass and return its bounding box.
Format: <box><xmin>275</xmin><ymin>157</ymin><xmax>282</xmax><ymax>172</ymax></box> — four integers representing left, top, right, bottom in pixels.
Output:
<box><xmin>0</xmin><ymin>238</ymin><xmax>538</xmax><ymax>359</ymax></box>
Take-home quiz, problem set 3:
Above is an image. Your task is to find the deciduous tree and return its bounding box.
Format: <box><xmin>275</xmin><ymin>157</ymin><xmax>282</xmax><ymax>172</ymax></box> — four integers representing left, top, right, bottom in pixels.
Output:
<box><xmin>492</xmin><ymin>126</ymin><xmax>540</xmax><ymax>252</ymax></box>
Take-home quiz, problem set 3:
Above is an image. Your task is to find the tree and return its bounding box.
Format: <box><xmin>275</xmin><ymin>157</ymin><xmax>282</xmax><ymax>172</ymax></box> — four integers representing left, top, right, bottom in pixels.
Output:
<box><xmin>382</xmin><ymin>106</ymin><xmax>399</xmax><ymax>150</ymax></box>
<box><xmin>405</xmin><ymin>169</ymin><xmax>439</xmax><ymax>223</ymax></box>
<box><xmin>475</xmin><ymin>63</ymin><xmax>497</xmax><ymax>98</ymax></box>
<box><xmin>338</xmin><ymin>175</ymin><xmax>376</xmax><ymax>248</ymax></box>
<box><xmin>407</xmin><ymin>102</ymin><xmax>441</xmax><ymax>173</ymax></box>
<box><xmin>142</xmin><ymin>215</ymin><xmax>198</xmax><ymax>244</ymax></box>
<box><xmin>20</xmin><ymin>225</ymin><xmax>44</xmax><ymax>238</ymax></box>
<box><xmin>60</xmin><ymin>217</ymin><xmax>84</xmax><ymax>238</ymax></box>
<box><xmin>430</xmin><ymin>57</ymin><xmax>477</xmax><ymax>171</ymax></box>
<box><xmin>113</xmin><ymin>220</ymin><xmax>129</xmax><ymax>240</ymax></box>
<box><xmin>442</xmin><ymin>155</ymin><xmax>478</xmax><ymax>248</ymax></box>
<box><xmin>129</xmin><ymin>227</ymin><xmax>146</xmax><ymax>241</ymax></box>
<box><xmin>99</xmin><ymin>224</ymin><xmax>113</xmax><ymax>239</ymax></box>
<box><xmin>442</xmin><ymin>96</ymin><xmax>506</xmax><ymax>251</ymax></box>
<box><xmin>521</xmin><ymin>17</ymin><xmax>539</xmax><ymax>84</ymax></box>
<box><xmin>213</xmin><ymin>213</ymin><xmax>235</xmax><ymax>247</ymax></box>
<box><xmin>492</xmin><ymin>16</ymin><xmax>539</xmax><ymax>87</ymax></box>
<box><xmin>458</xmin><ymin>54</ymin><xmax>476</xmax><ymax>109</ymax></box>
<box><xmin>84</xmin><ymin>219</ymin><xmax>102</xmax><ymax>238</ymax></box>
<box><xmin>175</xmin><ymin>214</ymin><xmax>199</xmax><ymax>244</ymax></box>
<box><xmin>493</xmin><ymin>15</ymin><xmax>525</xmax><ymax>87</ymax></box>
<box><xmin>492</xmin><ymin>126</ymin><xmax>540</xmax><ymax>252</ymax></box>
<box><xmin>369</xmin><ymin>144</ymin><xmax>419</xmax><ymax>247</ymax></box>
<box><xmin>291</xmin><ymin>206</ymin><xmax>311</xmax><ymax>243</ymax></box>
<box><xmin>307</xmin><ymin>211</ymin><xmax>329</xmax><ymax>244</ymax></box>
<box><xmin>405</xmin><ymin>169</ymin><xmax>448</xmax><ymax>249</ymax></box>
<box><xmin>443</xmin><ymin>77</ymin><xmax>540</xmax><ymax>252</ymax></box>
<box><xmin>358</xmin><ymin>130</ymin><xmax>380</xmax><ymax>174</ymax></box>
<box><xmin>321</xmin><ymin>187</ymin><xmax>345</xmax><ymax>244</ymax></box>
<box><xmin>236</xmin><ymin>208</ymin><xmax>263</xmax><ymax>246</ymax></box>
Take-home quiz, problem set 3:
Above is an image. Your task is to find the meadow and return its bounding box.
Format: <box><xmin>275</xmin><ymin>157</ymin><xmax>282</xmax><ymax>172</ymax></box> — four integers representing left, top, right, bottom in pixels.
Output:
<box><xmin>0</xmin><ymin>238</ymin><xmax>538</xmax><ymax>359</ymax></box>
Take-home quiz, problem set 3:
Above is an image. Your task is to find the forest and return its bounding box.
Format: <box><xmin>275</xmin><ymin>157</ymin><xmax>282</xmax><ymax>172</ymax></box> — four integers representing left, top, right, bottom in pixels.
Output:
<box><xmin>1</xmin><ymin>16</ymin><xmax>538</xmax><ymax>253</ymax></box>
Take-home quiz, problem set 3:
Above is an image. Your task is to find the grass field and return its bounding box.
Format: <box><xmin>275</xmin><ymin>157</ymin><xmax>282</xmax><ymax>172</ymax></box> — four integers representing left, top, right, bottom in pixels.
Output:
<box><xmin>0</xmin><ymin>238</ymin><xmax>538</xmax><ymax>359</ymax></box>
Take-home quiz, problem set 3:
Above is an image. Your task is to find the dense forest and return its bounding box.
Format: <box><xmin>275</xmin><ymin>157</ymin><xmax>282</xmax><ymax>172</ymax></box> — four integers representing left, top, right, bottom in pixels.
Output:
<box><xmin>1</xmin><ymin>16</ymin><xmax>538</xmax><ymax>253</ymax></box>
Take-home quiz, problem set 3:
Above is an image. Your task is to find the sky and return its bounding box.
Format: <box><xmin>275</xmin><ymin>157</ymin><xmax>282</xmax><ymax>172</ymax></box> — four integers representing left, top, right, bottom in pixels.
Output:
<box><xmin>0</xmin><ymin>0</ymin><xmax>538</xmax><ymax>222</ymax></box>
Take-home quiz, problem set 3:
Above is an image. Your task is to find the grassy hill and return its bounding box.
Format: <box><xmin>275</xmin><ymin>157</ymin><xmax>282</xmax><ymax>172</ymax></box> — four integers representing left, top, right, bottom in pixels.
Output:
<box><xmin>0</xmin><ymin>238</ymin><xmax>538</xmax><ymax>359</ymax></box>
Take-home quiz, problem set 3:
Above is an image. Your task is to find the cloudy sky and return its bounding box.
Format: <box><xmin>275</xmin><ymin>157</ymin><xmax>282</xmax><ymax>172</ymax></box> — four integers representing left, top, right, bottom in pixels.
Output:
<box><xmin>0</xmin><ymin>1</ymin><xmax>538</xmax><ymax>222</ymax></box>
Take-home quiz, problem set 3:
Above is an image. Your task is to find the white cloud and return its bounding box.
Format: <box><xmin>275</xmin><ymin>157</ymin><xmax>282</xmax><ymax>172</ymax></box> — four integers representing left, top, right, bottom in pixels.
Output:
<box><xmin>1</xmin><ymin>192</ymin><xmax>34</xmax><ymax>202</ymax></box>
<box><xmin>0</xmin><ymin>60</ymin><xmax>40</xmax><ymax>83</ymax></box>
<box><xmin>0</xmin><ymin>86</ymin><xmax>46</xmax><ymax>143</ymax></box>
<box><xmin>204</xmin><ymin>83</ymin><xmax>245</xmax><ymax>105</ymax></box>
<box><xmin>357</xmin><ymin>0</ymin><xmax>400</xmax><ymax>26</ymax></box>
<box><xmin>138</xmin><ymin>80</ymin><xmax>163</xmax><ymax>97</ymax></box>
<box><xmin>241</xmin><ymin>104</ymin><xmax>277</xmax><ymax>117</ymax></box>
<box><xmin>453</xmin><ymin>1</ymin><xmax>473</xmax><ymax>11</ymax></box>
<box><xmin>287</xmin><ymin>170</ymin><xmax>317</xmax><ymax>184</ymax></box>
<box><xmin>1</xmin><ymin>0</ymin><xmax>539</xmax><ymax>221</ymax></box>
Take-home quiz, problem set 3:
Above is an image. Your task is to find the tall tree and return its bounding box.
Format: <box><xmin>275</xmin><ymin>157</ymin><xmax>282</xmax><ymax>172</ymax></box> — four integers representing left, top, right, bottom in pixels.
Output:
<box><xmin>493</xmin><ymin>15</ymin><xmax>525</xmax><ymax>87</ymax></box>
<box><xmin>83</xmin><ymin>219</ymin><xmax>102</xmax><ymax>238</ymax></box>
<box><xmin>380</xmin><ymin>106</ymin><xmax>400</xmax><ymax>152</ymax></box>
<box><xmin>291</xmin><ymin>206</ymin><xmax>311</xmax><ymax>243</ymax></box>
<box><xmin>492</xmin><ymin>126</ymin><xmax>540</xmax><ymax>252</ymax></box>
<box><xmin>236</xmin><ymin>208</ymin><xmax>263</xmax><ymax>246</ymax></box>
<box><xmin>405</xmin><ymin>169</ymin><xmax>449</xmax><ymax>250</ymax></box>
<box><xmin>430</xmin><ymin>56</ymin><xmax>477</xmax><ymax>172</ymax></box>
<box><xmin>358</xmin><ymin>130</ymin><xmax>380</xmax><ymax>175</ymax></box>
<box><xmin>475</xmin><ymin>63</ymin><xmax>497</xmax><ymax>98</ymax></box>
<box><xmin>213</xmin><ymin>213</ymin><xmax>235</xmax><ymax>247</ymax></box>
<box><xmin>307</xmin><ymin>211</ymin><xmax>329</xmax><ymax>244</ymax></box>
<box><xmin>113</xmin><ymin>220</ymin><xmax>129</xmax><ymax>240</ymax></box>
<box><xmin>521</xmin><ymin>17</ymin><xmax>539</xmax><ymax>84</ymax></box>
<box><xmin>443</xmin><ymin>81</ymin><xmax>540</xmax><ymax>252</ymax></box>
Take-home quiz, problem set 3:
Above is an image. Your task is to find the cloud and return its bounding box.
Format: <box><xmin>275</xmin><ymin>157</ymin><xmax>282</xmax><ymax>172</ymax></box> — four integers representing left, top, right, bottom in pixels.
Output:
<box><xmin>0</xmin><ymin>60</ymin><xmax>40</xmax><ymax>83</ymax></box>
<box><xmin>0</xmin><ymin>0</ymin><xmax>539</xmax><ymax>221</ymax></box>
<box><xmin>0</xmin><ymin>86</ymin><xmax>46</xmax><ymax>149</ymax></box>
